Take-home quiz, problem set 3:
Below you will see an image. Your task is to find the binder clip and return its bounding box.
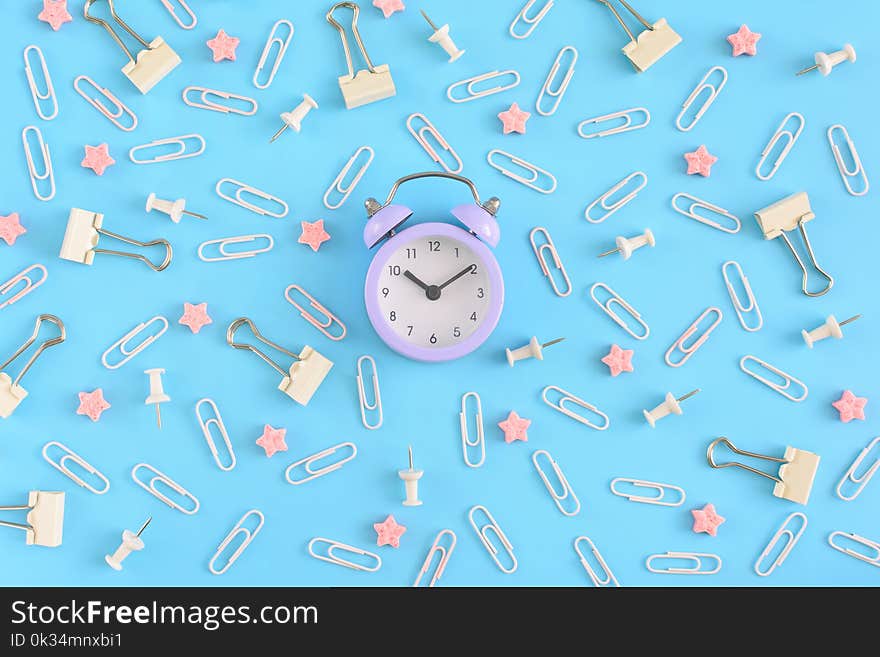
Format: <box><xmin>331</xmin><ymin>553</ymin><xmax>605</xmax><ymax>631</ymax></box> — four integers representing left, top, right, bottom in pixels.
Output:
<box><xmin>227</xmin><ymin>317</ymin><xmax>332</xmax><ymax>406</ymax></box>
<box><xmin>0</xmin><ymin>490</ymin><xmax>65</xmax><ymax>547</ymax></box>
<box><xmin>707</xmin><ymin>437</ymin><xmax>820</xmax><ymax>505</ymax></box>
<box><xmin>326</xmin><ymin>2</ymin><xmax>396</xmax><ymax>109</ymax></box>
<box><xmin>0</xmin><ymin>314</ymin><xmax>65</xmax><ymax>419</ymax></box>
<box><xmin>594</xmin><ymin>0</ymin><xmax>681</xmax><ymax>72</ymax></box>
<box><xmin>59</xmin><ymin>208</ymin><xmax>172</xmax><ymax>272</ymax></box>
<box><xmin>84</xmin><ymin>0</ymin><xmax>180</xmax><ymax>94</ymax></box>
<box><xmin>754</xmin><ymin>192</ymin><xmax>833</xmax><ymax>297</ymax></box>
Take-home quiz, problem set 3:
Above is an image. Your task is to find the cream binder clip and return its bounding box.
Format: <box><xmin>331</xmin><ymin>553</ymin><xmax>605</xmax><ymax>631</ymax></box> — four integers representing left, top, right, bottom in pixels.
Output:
<box><xmin>0</xmin><ymin>491</ymin><xmax>64</xmax><ymax>547</ymax></box>
<box><xmin>84</xmin><ymin>0</ymin><xmax>180</xmax><ymax>94</ymax></box>
<box><xmin>0</xmin><ymin>315</ymin><xmax>65</xmax><ymax>419</ymax></box>
<box><xmin>594</xmin><ymin>0</ymin><xmax>681</xmax><ymax>72</ymax></box>
<box><xmin>326</xmin><ymin>2</ymin><xmax>395</xmax><ymax>109</ymax></box>
<box><xmin>227</xmin><ymin>317</ymin><xmax>332</xmax><ymax>406</ymax></box>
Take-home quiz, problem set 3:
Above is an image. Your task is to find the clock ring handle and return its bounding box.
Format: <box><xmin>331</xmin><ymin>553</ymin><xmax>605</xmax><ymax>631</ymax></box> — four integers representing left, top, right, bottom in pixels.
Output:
<box><xmin>367</xmin><ymin>172</ymin><xmax>499</xmax><ymax>216</ymax></box>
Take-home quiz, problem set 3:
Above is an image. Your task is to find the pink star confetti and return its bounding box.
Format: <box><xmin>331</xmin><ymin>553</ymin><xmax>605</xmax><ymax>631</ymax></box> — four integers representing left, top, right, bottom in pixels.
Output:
<box><xmin>498</xmin><ymin>410</ymin><xmax>530</xmax><ymax>444</ymax></box>
<box><xmin>81</xmin><ymin>143</ymin><xmax>115</xmax><ymax>176</ymax></box>
<box><xmin>256</xmin><ymin>424</ymin><xmax>288</xmax><ymax>458</ymax></box>
<box><xmin>727</xmin><ymin>25</ymin><xmax>761</xmax><ymax>57</ymax></box>
<box><xmin>178</xmin><ymin>302</ymin><xmax>213</xmax><ymax>334</ymax></box>
<box><xmin>601</xmin><ymin>344</ymin><xmax>634</xmax><ymax>377</ymax></box>
<box><xmin>76</xmin><ymin>389</ymin><xmax>111</xmax><ymax>422</ymax></box>
<box><xmin>373</xmin><ymin>0</ymin><xmax>405</xmax><ymax>19</ymax></box>
<box><xmin>684</xmin><ymin>144</ymin><xmax>718</xmax><ymax>177</ymax></box>
<box><xmin>206</xmin><ymin>29</ymin><xmax>240</xmax><ymax>62</ymax></box>
<box><xmin>374</xmin><ymin>515</ymin><xmax>407</xmax><ymax>548</ymax></box>
<box><xmin>298</xmin><ymin>219</ymin><xmax>331</xmax><ymax>252</ymax></box>
<box><xmin>691</xmin><ymin>503</ymin><xmax>725</xmax><ymax>537</ymax></box>
<box><xmin>38</xmin><ymin>0</ymin><xmax>72</xmax><ymax>31</ymax></box>
<box><xmin>832</xmin><ymin>390</ymin><xmax>867</xmax><ymax>423</ymax></box>
<box><xmin>0</xmin><ymin>213</ymin><xmax>26</xmax><ymax>246</ymax></box>
<box><xmin>497</xmin><ymin>102</ymin><xmax>531</xmax><ymax>135</ymax></box>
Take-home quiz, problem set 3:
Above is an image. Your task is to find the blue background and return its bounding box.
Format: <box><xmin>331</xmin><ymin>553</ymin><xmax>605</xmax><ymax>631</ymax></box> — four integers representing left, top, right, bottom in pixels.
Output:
<box><xmin>1</xmin><ymin>0</ymin><xmax>878</xmax><ymax>586</ymax></box>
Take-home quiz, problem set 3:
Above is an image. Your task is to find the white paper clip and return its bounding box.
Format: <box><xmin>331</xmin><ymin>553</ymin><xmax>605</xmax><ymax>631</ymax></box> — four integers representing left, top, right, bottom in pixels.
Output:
<box><xmin>797</xmin><ymin>44</ymin><xmax>857</xmax><ymax>77</ymax></box>
<box><xmin>284</xmin><ymin>284</ymin><xmax>347</xmax><ymax>341</ymax></box>
<box><xmin>131</xmin><ymin>463</ymin><xmax>199</xmax><ymax>514</ymax></box>
<box><xmin>323</xmin><ymin>146</ymin><xmax>374</xmax><ymax>210</ymax></box>
<box><xmin>420</xmin><ymin>10</ymin><xmax>464</xmax><ymax>62</ymax></box>
<box><xmin>578</xmin><ymin>107</ymin><xmax>650</xmax><ymax>139</ymax></box>
<box><xmin>23</xmin><ymin>45</ymin><xmax>58</xmax><ymax>121</ymax></box>
<box><xmin>21</xmin><ymin>125</ymin><xmax>55</xmax><ymax>201</ymax></box>
<box><xmin>101</xmin><ymin>315</ymin><xmax>169</xmax><ymax>370</ymax></box>
<box><xmin>308</xmin><ymin>537</ymin><xmax>382</xmax><ymax>572</ymax></box>
<box><xmin>535</xmin><ymin>46</ymin><xmax>577</xmax><ymax>116</ymax></box>
<box><xmin>129</xmin><ymin>134</ymin><xmax>205</xmax><ymax>164</ymax></box>
<box><xmin>754</xmin><ymin>512</ymin><xmax>807</xmax><ymax>577</ymax></box>
<box><xmin>406</xmin><ymin>113</ymin><xmax>462</xmax><ymax>174</ymax></box>
<box><xmin>0</xmin><ymin>314</ymin><xmax>65</xmax><ymax>420</ymax></box>
<box><xmin>209</xmin><ymin>510</ymin><xmax>264</xmax><ymax>575</ymax></box>
<box><xmin>676</xmin><ymin>66</ymin><xmax>727</xmax><ymax>132</ymax></box>
<box><xmin>529</xmin><ymin>227</ymin><xmax>571</xmax><ymax>297</ymax></box>
<box><xmin>285</xmin><ymin>442</ymin><xmax>357</xmax><ymax>485</ymax></box>
<box><xmin>446</xmin><ymin>70</ymin><xmax>521</xmax><ymax>103</ymax></box>
<box><xmin>509</xmin><ymin>0</ymin><xmax>553</xmax><ymax>39</ymax></box>
<box><xmin>73</xmin><ymin>75</ymin><xmax>138</xmax><ymax>131</ymax></box>
<box><xmin>215</xmin><ymin>178</ymin><xmax>289</xmax><ymax>218</ymax></box>
<box><xmin>413</xmin><ymin>529</ymin><xmax>456</xmax><ymax>587</ymax></box>
<box><xmin>802</xmin><ymin>313</ymin><xmax>861</xmax><ymax>348</ymax></box>
<box><xmin>198</xmin><ymin>235</ymin><xmax>274</xmax><ymax>263</ymax></box>
<box><xmin>254</xmin><ymin>19</ymin><xmax>294</xmax><ymax>89</ymax></box>
<box><xmin>182</xmin><ymin>87</ymin><xmax>258</xmax><ymax>116</ymax></box>
<box><xmin>740</xmin><ymin>355</ymin><xmax>808</xmax><ymax>402</ymax></box>
<box><xmin>531</xmin><ymin>449</ymin><xmax>581</xmax><ymax>516</ymax></box>
<box><xmin>642</xmin><ymin>389</ymin><xmax>700</xmax><ymax>428</ymax></box>
<box><xmin>584</xmin><ymin>171</ymin><xmax>647</xmax><ymax>224</ymax></box>
<box><xmin>597</xmin><ymin>228</ymin><xmax>655</xmax><ymax>261</ymax></box>
<box><xmin>59</xmin><ymin>208</ymin><xmax>172</xmax><ymax>271</ymax></box>
<box><xmin>595</xmin><ymin>0</ymin><xmax>681</xmax><ymax>72</ymax></box>
<box><xmin>589</xmin><ymin>282</ymin><xmax>650</xmax><ymax>340</ymax></box>
<box><xmin>722</xmin><ymin>261</ymin><xmax>762</xmax><ymax>332</ymax></box>
<box><xmin>574</xmin><ymin>536</ymin><xmax>619</xmax><ymax>587</ymax></box>
<box><xmin>195</xmin><ymin>398</ymin><xmax>236</xmax><ymax>471</ymax></box>
<box><xmin>609</xmin><ymin>478</ymin><xmax>686</xmax><ymax>506</ymax></box>
<box><xmin>105</xmin><ymin>517</ymin><xmax>150</xmax><ymax>570</ymax></box>
<box><xmin>468</xmin><ymin>505</ymin><xmax>517</xmax><ymax>574</ymax></box>
<box><xmin>542</xmin><ymin>385</ymin><xmax>610</xmax><ymax>431</ymax></box>
<box><xmin>828</xmin><ymin>531</ymin><xmax>880</xmax><ymax>568</ymax></box>
<box><xmin>487</xmin><ymin>149</ymin><xmax>557</xmax><ymax>194</ymax></box>
<box><xmin>460</xmin><ymin>391</ymin><xmax>485</xmax><ymax>468</ymax></box>
<box><xmin>756</xmin><ymin>112</ymin><xmax>804</xmax><ymax>181</ymax></box>
<box><xmin>671</xmin><ymin>192</ymin><xmax>740</xmax><ymax>234</ymax></box>
<box><xmin>227</xmin><ymin>317</ymin><xmax>333</xmax><ymax>406</ymax></box>
<box><xmin>707</xmin><ymin>436</ymin><xmax>820</xmax><ymax>505</ymax></box>
<box><xmin>827</xmin><ymin>124</ymin><xmax>869</xmax><ymax>196</ymax></box>
<box><xmin>42</xmin><ymin>442</ymin><xmax>109</xmax><ymax>495</ymax></box>
<box><xmin>356</xmin><ymin>355</ymin><xmax>383</xmax><ymax>430</ymax></box>
<box><xmin>836</xmin><ymin>436</ymin><xmax>880</xmax><ymax>502</ymax></box>
<box><xmin>159</xmin><ymin>0</ymin><xmax>196</xmax><ymax>30</ymax></box>
<box><xmin>0</xmin><ymin>490</ymin><xmax>65</xmax><ymax>547</ymax></box>
<box><xmin>646</xmin><ymin>552</ymin><xmax>721</xmax><ymax>575</ymax></box>
<box><xmin>1</xmin><ymin>264</ymin><xmax>48</xmax><ymax>311</ymax></box>
<box><xmin>664</xmin><ymin>307</ymin><xmax>723</xmax><ymax>368</ymax></box>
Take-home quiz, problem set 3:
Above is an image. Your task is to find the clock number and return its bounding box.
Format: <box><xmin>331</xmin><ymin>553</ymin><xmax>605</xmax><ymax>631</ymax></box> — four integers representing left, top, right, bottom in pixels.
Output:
<box><xmin>453</xmin><ymin>327</ymin><xmax>461</xmax><ymax>338</ymax></box>
<box><xmin>454</xmin><ymin>247</ymin><xmax>460</xmax><ymax>257</ymax></box>
<box><xmin>382</xmin><ymin>287</ymin><xmax>390</xmax><ymax>298</ymax></box>
<box><xmin>407</xmin><ymin>325</ymin><xmax>414</xmax><ymax>336</ymax></box>
<box><xmin>477</xmin><ymin>288</ymin><xmax>484</xmax><ymax>298</ymax></box>
<box><xmin>470</xmin><ymin>312</ymin><xmax>477</xmax><ymax>322</ymax></box>
<box><xmin>429</xmin><ymin>333</ymin><xmax>438</xmax><ymax>344</ymax></box>
<box><xmin>389</xmin><ymin>311</ymin><xmax>396</xmax><ymax>322</ymax></box>
<box><xmin>428</xmin><ymin>240</ymin><xmax>440</xmax><ymax>252</ymax></box>
<box><xmin>388</xmin><ymin>265</ymin><xmax>401</xmax><ymax>276</ymax></box>
<box><xmin>406</xmin><ymin>248</ymin><xmax>416</xmax><ymax>259</ymax></box>
<box><xmin>469</xmin><ymin>264</ymin><xmax>478</xmax><ymax>274</ymax></box>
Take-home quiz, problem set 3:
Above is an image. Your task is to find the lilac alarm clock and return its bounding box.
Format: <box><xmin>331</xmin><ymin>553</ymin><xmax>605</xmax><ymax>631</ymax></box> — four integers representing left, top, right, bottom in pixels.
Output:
<box><xmin>362</xmin><ymin>172</ymin><xmax>504</xmax><ymax>362</ymax></box>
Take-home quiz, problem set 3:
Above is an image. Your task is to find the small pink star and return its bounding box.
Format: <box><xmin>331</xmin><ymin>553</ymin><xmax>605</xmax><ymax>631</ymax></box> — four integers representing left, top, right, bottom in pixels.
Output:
<box><xmin>832</xmin><ymin>390</ymin><xmax>867</xmax><ymax>423</ymax></box>
<box><xmin>691</xmin><ymin>503</ymin><xmax>725</xmax><ymax>537</ymax></box>
<box><xmin>298</xmin><ymin>219</ymin><xmax>331</xmax><ymax>252</ymax></box>
<box><xmin>498</xmin><ymin>410</ymin><xmax>530</xmax><ymax>444</ymax></box>
<box><xmin>373</xmin><ymin>515</ymin><xmax>407</xmax><ymax>547</ymax></box>
<box><xmin>497</xmin><ymin>103</ymin><xmax>531</xmax><ymax>135</ymax></box>
<box><xmin>0</xmin><ymin>213</ymin><xmax>26</xmax><ymax>246</ymax></box>
<box><xmin>373</xmin><ymin>0</ymin><xmax>405</xmax><ymax>19</ymax></box>
<box><xmin>684</xmin><ymin>145</ymin><xmax>718</xmax><ymax>177</ymax></box>
<box><xmin>727</xmin><ymin>25</ymin><xmax>761</xmax><ymax>57</ymax></box>
<box><xmin>81</xmin><ymin>143</ymin><xmax>115</xmax><ymax>176</ymax></box>
<box><xmin>38</xmin><ymin>0</ymin><xmax>72</xmax><ymax>31</ymax></box>
<box><xmin>206</xmin><ymin>29</ymin><xmax>240</xmax><ymax>62</ymax></box>
<box><xmin>256</xmin><ymin>424</ymin><xmax>288</xmax><ymax>458</ymax></box>
<box><xmin>76</xmin><ymin>389</ymin><xmax>111</xmax><ymax>422</ymax></box>
<box><xmin>178</xmin><ymin>302</ymin><xmax>213</xmax><ymax>334</ymax></box>
<box><xmin>601</xmin><ymin>344</ymin><xmax>634</xmax><ymax>377</ymax></box>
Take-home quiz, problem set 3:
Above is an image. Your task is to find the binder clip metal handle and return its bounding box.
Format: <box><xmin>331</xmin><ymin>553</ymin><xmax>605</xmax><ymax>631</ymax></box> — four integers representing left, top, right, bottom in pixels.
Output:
<box><xmin>227</xmin><ymin>317</ymin><xmax>300</xmax><ymax>377</ymax></box>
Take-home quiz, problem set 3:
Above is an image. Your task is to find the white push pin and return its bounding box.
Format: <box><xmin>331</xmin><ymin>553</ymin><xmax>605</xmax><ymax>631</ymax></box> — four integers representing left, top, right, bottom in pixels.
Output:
<box><xmin>145</xmin><ymin>193</ymin><xmax>208</xmax><ymax>224</ymax></box>
<box><xmin>421</xmin><ymin>10</ymin><xmax>465</xmax><ymax>62</ymax></box>
<box><xmin>270</xmin><ymin>94</ymin><xmax>318</xmax><ymax>142</ymax></box>
<box><xmin>144</xmin><ymin>368</ymin><xmax>170</xmax><ymax>429</ymax></box>
<box><xmin>801</xmin><ymin>313</ymin><xmax>861</xmax><ymax>348</ymax></box>
<box><xmin>598</xmin><ymin>228</ymin><xmax>655</xmax><ymax>261</ymax></box>
<box><xmin>399</xmin><ymin>445</ymin><xmax>423</xmax><ymax>507</ymax></box>
<box><xmin>105</xmin><ymin>517</ymin><xmax>151</xmax><ymax>571</ymax></box>
<box><xmin>797</xmin><ymin>44</ymin><xmax>856</xmax><ymax>76</ymax></box>
<box><xmin>505</xmin><ymin>336</ymin><xmax>565</xmax><ymax>367</ymax></box>
<box><xmin>643</xmin><ymin>389</ymin><xmax>700</xmax><ymax>428</ymax></box>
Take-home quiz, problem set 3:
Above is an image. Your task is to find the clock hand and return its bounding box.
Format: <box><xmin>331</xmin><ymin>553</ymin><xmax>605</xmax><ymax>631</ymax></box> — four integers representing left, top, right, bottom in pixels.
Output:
<box><xmin>439</xmin><ymin>264</ymin><xmax>477</xmax><ymax>290</ymax></box>
<box><xmin>404</xmin><ymin>269</ymin><xmax>442</xmax><ymax>301</ymax></box>
<box><xmin>403</xmin><ymin>269</ymin><xmax>429</xmax><ymax>291</ymax></box>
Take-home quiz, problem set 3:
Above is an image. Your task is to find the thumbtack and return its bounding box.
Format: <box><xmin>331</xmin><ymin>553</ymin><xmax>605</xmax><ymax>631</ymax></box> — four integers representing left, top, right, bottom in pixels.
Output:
<box><xmin>399</xmin><ymin>445</ymin><xmax>423</xmax><ymax>507</ymax></box>
<box><xmin>643</xmin><ymin>389</ymin><xmax>700</xmax><ymax>428</ymax></box>
<box><xmin>145</xmin><ymin>193</ymin><xmax>208</xmax><ymax>223</ymax></box>
<box><xmin>421</xmin><ymin>10</ymin><xmax>465</xmax><ymax>62</ymax></box>
<box><xmin>144</xmin><ymin>368</ymin><xmax>170</xmax><ymax>429</ymax></box>
<box><xmin>506</xmin><ymin>336</ymin><xmax>565</xmax><ymax>367</ymax></box>
<box><xmin>105</xmin><ymin>517</ymin><xmax>151</xmax><ymax>571</ymax></box>
<box><xmin>598</xmin><ymin>228</ymin><xmax>656</xmax><ymax>261</ymax></box>
<box><xmin>796</xmin><ymin>44</ymin><xmax>856</xmax><ymax>76</ymax></box>
<box><xmin>270</xmin><ymin>94</ymin><xmax>318</xmax><ymax>142</ymax></box>
<box><xmin>801</xmin><ymin>313</ymin><xmax>861</xmax><ymax>348</ymax></box>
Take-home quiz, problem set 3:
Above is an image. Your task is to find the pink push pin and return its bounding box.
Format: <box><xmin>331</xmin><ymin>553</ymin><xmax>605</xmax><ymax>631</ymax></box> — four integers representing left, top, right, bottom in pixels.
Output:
<box><xmin>802</xmin><ymin>313</ymin><xmax>861</xmax><ymax>348</ymax></box>
<box><xmin>643</xmin><ymin>389</ymin><xmax>700</xmax><ymax>428</ymax></box>
<box><xmin>597</xmin><ymin>228</ymin><xmax>655</xmax><ymax>261</ymax></box>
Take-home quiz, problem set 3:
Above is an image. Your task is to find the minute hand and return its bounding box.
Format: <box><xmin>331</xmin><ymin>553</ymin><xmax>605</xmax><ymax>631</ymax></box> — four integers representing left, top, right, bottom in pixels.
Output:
<box><xmin>439</xmin><ymin>264</ymin><xmax>476</xmax><ymax>290</ymax></box>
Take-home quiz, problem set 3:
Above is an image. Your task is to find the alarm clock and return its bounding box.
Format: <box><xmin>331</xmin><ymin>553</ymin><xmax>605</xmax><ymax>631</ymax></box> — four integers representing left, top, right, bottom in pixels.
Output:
<box><xmin>363</xmin><ymin>172</ymin><xmax>504</xmax><ymax>362</ymax></box>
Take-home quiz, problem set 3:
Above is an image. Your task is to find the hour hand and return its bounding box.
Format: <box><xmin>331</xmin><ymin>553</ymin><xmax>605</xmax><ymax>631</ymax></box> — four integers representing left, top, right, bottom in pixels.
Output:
<box><xmin>403</xmin><ymin>269</ymin><xmax>429</xmax><ymax>291</ymax></box>
<box><xmin>404</xmin><ymin>269</ymin><xmax>442</xmax><ymax>301</ymax></box>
